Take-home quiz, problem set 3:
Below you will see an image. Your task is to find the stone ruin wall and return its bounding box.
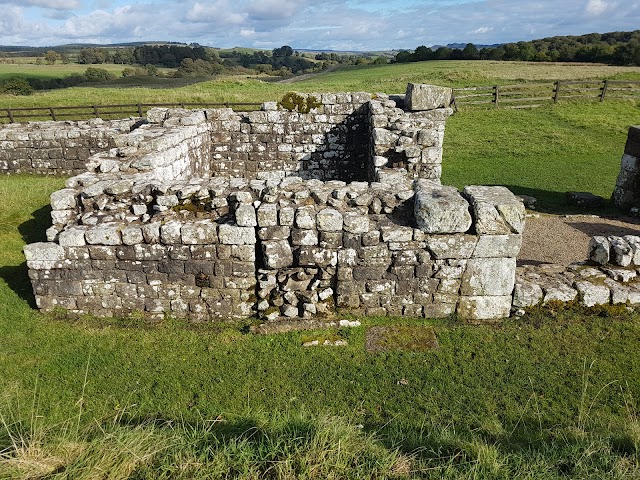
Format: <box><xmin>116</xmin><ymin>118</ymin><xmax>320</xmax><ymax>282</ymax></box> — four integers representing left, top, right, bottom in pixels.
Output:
<box><xmin>0</xmin><ymin>118</ymin><xmax>139</xmax><ymax>175</ymax></box>
<box><xmin>613</xmin><ymin>125</ymin><xmax>640</xmax><ymax>210</ymax></box>
<box><xmin>18</xmin><ymin>84</ymin><xmax>530</xmax><ymax>323</ymax></box>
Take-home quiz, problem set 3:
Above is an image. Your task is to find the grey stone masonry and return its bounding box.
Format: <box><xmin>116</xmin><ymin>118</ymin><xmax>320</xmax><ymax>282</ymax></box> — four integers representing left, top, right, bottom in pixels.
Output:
<box><xmin>613</xmin><ymin>126</ymin><xmax>640</xmax><ymax>209</ymax></box>
<box><xmin>0</xmin><ymin>118</ymin><xmax>137</xmax><ymax>175</ymax></box>
<box><xmin>20</xmin><ymin>84</ymin><xmax>528</xmax><ymax>323</ymax></box>
<box><xmin>26</xmin><ymin>174</ymin><xmax>525</xmax><ymax>322</ymax></box>
<box><xmin>513</xmin><ymin>234</ymin><xmax>640</xmax><ymax>312</ymax></box>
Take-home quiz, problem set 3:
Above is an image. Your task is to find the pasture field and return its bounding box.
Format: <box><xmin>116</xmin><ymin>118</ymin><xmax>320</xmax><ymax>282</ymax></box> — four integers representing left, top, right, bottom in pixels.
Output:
<box><xmin>0</xmin><ymin>62</ymin><xmax>138</xmax><ymax>81</ymax></box>
<box><xmin>2</xmin><ymin>60</ymin><xmax>640</xmax><ymax>108</ymax></box>
<box><xmin>1</xmin><ymin>176</ymin><xmax>640</xmax><ymax>478</ymax></box>
<box><xmin>1</xmin><ymin>60</ymin><xmax>640</xmax><ymax>477</ymax></box>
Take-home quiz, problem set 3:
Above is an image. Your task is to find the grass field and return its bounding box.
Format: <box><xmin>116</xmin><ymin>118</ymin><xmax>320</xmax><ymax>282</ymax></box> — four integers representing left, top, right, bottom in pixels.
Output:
<box><xmin>1</xmin><ymin>176</ymin><xmax>640</xmax><ymax>478</ymax></box>
<box><xmin>1</xmin><ymin>60</ymin><xmax>640</xmax><ymax>477</ymax></box>
<box><xmin>2</xmin><ymin>60</ymin><xmax>640</xmax><ymax>109</ymax></box>
<box><xmin>0</xmin><ymin>62</ymin><xmax>139</xmax><ymax>81</ymax></box>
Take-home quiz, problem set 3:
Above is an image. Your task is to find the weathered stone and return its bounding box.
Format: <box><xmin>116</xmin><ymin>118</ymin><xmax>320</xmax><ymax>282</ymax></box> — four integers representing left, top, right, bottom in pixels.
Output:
<box><xmin>512</xmin><ymin>281</ymin><xmax>543</xmax><ymax>308</ymax></box>
<box><xmin>457</xmin><ymin>296</ymin><xmax>511</xmax><ymax>321</ymax></box>
<box><xmin>262</xmin><ymin>240</ymin><xmax>293</xmax><ymax>269</ymax></box>
<box><xmin>235</xmin><ymin>204</ymin><xmax>257</xmax><ymax>227</ymax></box>
<box><xmin>257</xmin><ymin>203</ymin><xmax>278</xmax><ymax>227</ymax></box>
<box><xmin>542</xmin><ymin>282</ymin><xmax>577</xmax><ymax>303</ymax></box>
<box><xmin>295</xmin><ymin>206</ymin><xmax>316</xmax><ymax>229</ymax></box>
<box><xmin>160</xmin><ymin>220</ymin><xmax>182</xmax><ymax>244</ymax></box>
<box><xmin>602</xmin><ymin>267</ymin><xmax>637</xmax><ymax>282</ymax></box>
<box><xmin>405</xmin><ymin>83</ymin><xmax>453</xmax><ymax>111</ymax></box>
<box><xmin>473</xmin><ymin>234</ymin><xmax>522</xmax><ymax>258</ymax></box>
<box><xmin>566</xmin><ymin>191</ymin><xmax>604</xmax><ymax>208</ymax></box>
<box><xmin>424</xmin><ymin>234</ymin><xmax>477</xmax><ymax>259</ymax></box>
<box><xmin>58</xmin><ymin>227</ymin><xmax>87</xmax><ymax>247</ymax></box>
<box><xmin>298</xmin><ymin>247</ymin><xmax>337</xmax><ymax>267</ymax></box>
<box><xmin>574</xmin><ymin>281</ymin><xmax>610</xmax><ymax>307</ymax></box>
<box><xmin>608</xmin><ymin>236</ymin><xmax>633</xmax><ymax>267</ymax></box>
<box><xmin>50</xmin><ymin>188</ymin><xmax>77</xmax><ymax>210</ymax></box>
<box><xmin>85</xmin><ymin>224</ymin><xmax>122</xmax><ymax>245</ymax></box>
<box><xmin>24</xmin><ymin>242</ymin><xmax>65</xmax><ymax>262</ymax></box>
<box><xmin>588</xmin><ymin>236</ymin><xmax>610</xmax><ymax>265</ymax></box>
<box><xmin>461</xmin><ymin>257</ymin><xmax>516</xmax><ymax>296</ymax></box>
<box><xmin>343</xmin><ymin>212</ymin><xmax>369</xmax><ymax>234</ymax></box>
<box><xmin>316</xmin><ymin>208</ymin><xmax>343</xmax><ymax>231</ymax></box>
<box><xmin>463</xmin><ymin>186</ymin><xmax>525</xmax><ymax>235</ymax></box>
<box><xmin>182</xmin><ymin>221</ymin><xmax>218</xmax><ymax>245</ymax></box>
<box><xmin>414</xmin><ymin>179</ymin><xmax>472</xmax><ymax>233</ymax></box>
<box><xmin>624</xmin><ymin>235</ymin><xmax>640</xmax><ymax>266</ymax></box>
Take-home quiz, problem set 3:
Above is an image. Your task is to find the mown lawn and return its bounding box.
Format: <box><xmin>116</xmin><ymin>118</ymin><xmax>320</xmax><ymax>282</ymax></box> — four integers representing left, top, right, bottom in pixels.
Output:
<box><xmin>1</xmin><ymin>61</ymin><xmax>640</xmax><ymax>477</ymax></box>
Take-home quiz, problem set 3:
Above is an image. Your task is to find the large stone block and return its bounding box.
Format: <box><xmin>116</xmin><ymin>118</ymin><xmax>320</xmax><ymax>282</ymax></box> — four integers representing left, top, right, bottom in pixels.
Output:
<box><xmin>414</xmin><ymin>179</ymin><xmax>471</xmax><ymax>233</ymax></box>
<box><xmin>424</xmin><ymin>234</ymin><xmax>477</xmax><ymax>259</ymax></box>
<box><xmin>463</xmin><ymin>186</ymin><xmax>525</xmax><ymax>235</ymax></box>
<box><xmin>458</xmin><ymin>296</ymin><xmax>512</xmax><ymax>321</ymax></box>
<box><xmin>461</xmin><ymin>257</ymin><xmax>516</xmax><ymax>296</ymax></box>
<box><xmin>217</xmin><ymin>224</ymin><xmax>256</xmax><ymax>245</ymax></box>
<box><xmin>50</xmin><ymin>188</ymin><xmax>77</xmax><ymax>211</ymax></box>
<box><xmin>262</xmin><ymin>240</ymin><xmax>293</xmax><ymax>269</ymax></box>
<box><xmin>405</xmin><ymin>84</ymin><xmax>453</xmax><ymax>111</ymax></box>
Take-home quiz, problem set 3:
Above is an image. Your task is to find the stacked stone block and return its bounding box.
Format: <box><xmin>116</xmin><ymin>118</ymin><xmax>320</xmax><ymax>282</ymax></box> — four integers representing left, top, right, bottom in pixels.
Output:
<box><xmin>0</xmin><ymin>118</ymin><xmax>138</xmax><ymax>175</ymax></box>
<box><xmin>207</xmin><ymin>93</ymin><xmax>371</xmax><ymax>182</ymax></box>
<box><xmin>20</xmin><ymin>84</ymin><xmax>529</xmax><ymax>322</ymax></box>
<box><xmin>368</xmin><ymin>84</ymin><xmax>453</xmax><ymax>184</ymax></box>
<box><xmin>26</xmin><ymin>173</ymin><xmax>525</xmax><ymax>322</ymax></box>
<box><xmin>613</xmin><ymin>126</ymin><xmax>640</xmax><ymax>209</ymax></box>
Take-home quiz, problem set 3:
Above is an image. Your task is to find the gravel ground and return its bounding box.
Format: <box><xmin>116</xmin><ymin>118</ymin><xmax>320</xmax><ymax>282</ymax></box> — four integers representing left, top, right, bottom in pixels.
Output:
<box><xmin>519</xmin><ymin>213</ymin><xmax>640</xmax><ymax>266</ymax></box>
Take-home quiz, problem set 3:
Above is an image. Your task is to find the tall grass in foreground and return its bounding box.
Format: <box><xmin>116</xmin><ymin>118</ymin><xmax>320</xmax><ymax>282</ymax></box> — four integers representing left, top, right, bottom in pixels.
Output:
<box><xmin>1</xmin><ymin>385</ymin><xmax>639</xmax><ymax>479</ymax></box>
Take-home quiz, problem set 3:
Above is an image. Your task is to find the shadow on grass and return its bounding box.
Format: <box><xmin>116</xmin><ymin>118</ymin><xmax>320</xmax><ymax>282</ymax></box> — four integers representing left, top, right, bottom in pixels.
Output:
<box><xmin>0</xmin><ymin>204</ymin><xmax>52</xmax><ymax>307</ymax></box>
<box><xmin>504</xmin><ymin>185</ymin><xmax>620</xmax><ymax>216</ymax></box>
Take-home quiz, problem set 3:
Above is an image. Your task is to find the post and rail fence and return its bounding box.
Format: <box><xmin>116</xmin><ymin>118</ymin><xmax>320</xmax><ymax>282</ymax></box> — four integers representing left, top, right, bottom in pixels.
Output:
<box><xmin>0</xmin><ymin>79</ymin><xmax>639</xmax><ymax>123</ymax></box>
<box><xmin>452</xmin><ymin>79</ymin><xmax>640</xmax><ymax>110</ymax></box>
<box><xmin>0</xmin><ymin>101</ymin><xmax>262</xmax><ymax>124</ymax></box>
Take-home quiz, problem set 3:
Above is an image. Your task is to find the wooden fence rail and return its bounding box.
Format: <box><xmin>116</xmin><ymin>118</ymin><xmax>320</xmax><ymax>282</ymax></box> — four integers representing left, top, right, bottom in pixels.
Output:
<box><xmin>1</xmin><ymin>80</ymin><xmax>639</xmax><ymax>122</ymax></box>
<box><xmin>0</xmin><ymin>101</ymin><xmax>262</xmax><ymax>124</ymax></box>
<box><xmin>453</xmin><ymin>79</ymin><xmax>640</xmax><ymax>110</ymax></box>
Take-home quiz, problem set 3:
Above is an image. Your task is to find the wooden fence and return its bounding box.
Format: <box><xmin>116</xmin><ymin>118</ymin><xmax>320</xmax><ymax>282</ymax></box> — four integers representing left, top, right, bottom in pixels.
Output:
<box><xmin>1</xmin><ymin>79</ymin><xmax>639</xmax><ymax>122</ymax></box>
<box><xmin>0</xmin><ymin>101</ymin><xmax>262</xmax><ymax>124</ymax></box>
<box><xmin>453</xmin><ymin>79</ymin><xmax>640</xmax><ymax>109</ymax></box>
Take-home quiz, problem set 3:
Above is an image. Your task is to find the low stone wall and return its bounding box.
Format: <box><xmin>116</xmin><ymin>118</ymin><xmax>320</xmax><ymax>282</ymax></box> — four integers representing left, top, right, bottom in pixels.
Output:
<box><xmin>612</xmin><ymin>125</ymin><xmax>640</xmax><ymax>209</ymax></box>
<box><xmin>22</xmin><ymin>84</ymin><xmax>531</xmax><ymax>323</ymax></box>
<box><xmin>25</xmin><ymin>174</ymin><xmax>525</xmax><ymax>322</ymax></box>
<box><xmin>514</xmin><ymin>234</ymin><xmax>640</xmax><ymax>309</ymax></box>
<box><xmin>0</xmin><ymin>118</ymin><xmax>138</xmax><ymax>175</ymax></box>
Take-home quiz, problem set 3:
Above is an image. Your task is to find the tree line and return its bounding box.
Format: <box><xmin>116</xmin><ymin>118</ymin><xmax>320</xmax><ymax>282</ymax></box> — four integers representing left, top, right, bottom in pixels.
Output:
<box><xmin>394</xmin><ymin>30</ymin><xmax>640</xmax><ymax>66</ymax></box>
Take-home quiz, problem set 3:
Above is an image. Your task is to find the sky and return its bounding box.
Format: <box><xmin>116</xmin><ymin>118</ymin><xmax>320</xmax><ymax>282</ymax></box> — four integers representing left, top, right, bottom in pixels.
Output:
<box><xmin>0</xmin><ymin>0</ymin><xmax>639</xmax><ymax>51</ymax></box>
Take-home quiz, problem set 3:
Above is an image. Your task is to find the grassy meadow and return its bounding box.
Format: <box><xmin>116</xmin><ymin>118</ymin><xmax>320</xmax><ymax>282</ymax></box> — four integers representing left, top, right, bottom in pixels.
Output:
<box><xmin>1</xmin><ymin>60</ymin><xmax>640</xmax><ymax>477</ymax></box>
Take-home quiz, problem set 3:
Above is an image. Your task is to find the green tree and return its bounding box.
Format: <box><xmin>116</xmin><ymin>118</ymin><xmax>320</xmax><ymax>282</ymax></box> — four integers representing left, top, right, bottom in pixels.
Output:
<box><xmin>44</xmin><ymin>50</ymin><xmax>61</xmax><ymax>65</ymax></box>
<box><xmin>461</xmin><ymin>43</ymin><xmax>480</xmax><ymax>60</ymax></box>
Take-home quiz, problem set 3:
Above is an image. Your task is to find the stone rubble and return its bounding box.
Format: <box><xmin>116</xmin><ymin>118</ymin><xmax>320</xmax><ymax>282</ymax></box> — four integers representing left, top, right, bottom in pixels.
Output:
<box><xmin>18</xmin><ymin>84</ymin><xmax>530</xmax><ymax>323</ymax></box>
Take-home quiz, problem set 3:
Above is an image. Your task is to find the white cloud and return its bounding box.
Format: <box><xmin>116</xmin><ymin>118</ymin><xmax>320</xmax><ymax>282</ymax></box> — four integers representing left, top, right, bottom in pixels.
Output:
<box><xmin>471</xmin><ymin>26</ymin><xmax>493</xmax><ymax>34</ymax></box>
<box><xmin>586</xmin><ymin>0</ymin><xmax>609</xmax><ymax>15</ymax></box>
<box><xmin>0</xmin><ymin>0</ymin><xmax>79</xmax><ymax>9</ymax></box>
<box><xmin>1</xmin><ymin>0</ymin><xmax>640</xmax><ymax>51</ymax></box>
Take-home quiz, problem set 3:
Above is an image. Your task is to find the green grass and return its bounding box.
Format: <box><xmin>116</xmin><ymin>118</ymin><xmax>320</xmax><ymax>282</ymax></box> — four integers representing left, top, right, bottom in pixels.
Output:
<box><xmin>443</xmin><ymin>100</ymin><xmax>640</xmax><ymax>211</ymax></box>
<box><xmin>0</xmin><ymin>63</ymin><xmax>138</xmax><ymax>81</ymax></box>
<box><xmin>1</xmin><ymin>61</ymin><xmax>640</xmax><ymax>477</ymax></box>
<box><xmin>2</xmin><ymin>175</ymin><xmax>640</xmax><ymax>477</ymax></box>
<box><xmin>2</xmin><ymin>60</ymin><xmax>640</xmax><ymax>109</ymax></box>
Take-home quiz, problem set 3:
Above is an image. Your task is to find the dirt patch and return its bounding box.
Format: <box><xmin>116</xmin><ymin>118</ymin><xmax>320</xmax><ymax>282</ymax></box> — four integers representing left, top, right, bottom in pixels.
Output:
<box><xmin>519</xmin><ymin>213</ymin><xmax>640</xmax><ymax>266</ymax></box>
<box><xmin>365</xmin><ymin>326</ymin><xmax>438</xmax><ymax>353</ymax></box>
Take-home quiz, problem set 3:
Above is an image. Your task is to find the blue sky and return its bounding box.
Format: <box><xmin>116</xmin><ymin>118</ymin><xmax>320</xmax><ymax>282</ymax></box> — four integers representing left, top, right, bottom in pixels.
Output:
<box><xmin>0</xmin><ymin>0</ymin><xmax>639</xmax><ymax>50</ymax></box>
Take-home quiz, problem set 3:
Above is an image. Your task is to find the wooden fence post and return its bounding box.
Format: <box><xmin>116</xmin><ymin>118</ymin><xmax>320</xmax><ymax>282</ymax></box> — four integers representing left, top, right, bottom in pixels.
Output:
<box><xmin>600</xmin><ymin>80</ymin><xmax>609</xmax><ymax>102</ymax></box>
<box><xmin>137</xmin><ymin>103</ymin><xmax>143</xmax><ymax>116</ymax></box>
<box><xmin>553</xmin><ymin>81</ymin><xmax>560</xmax><ymax>103</ymax></box>
<box><xmin>93</xmin><ymin>105</ymin><xmax>99</xmax><ymax>118</ymax></box>
<box><xmin>494</xmin><ymin>85</ymin><xmax>500</xmax><ymax>107</ymax></box>
<box><xmin>49</xmin><ymin>107</ymin><xmax>57</xmax><ymax>121</ymax></box>
<box><xmin>7</xmin><ymin>109</ymin><xmax>14</xmax><ymax>123</ymax></box>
